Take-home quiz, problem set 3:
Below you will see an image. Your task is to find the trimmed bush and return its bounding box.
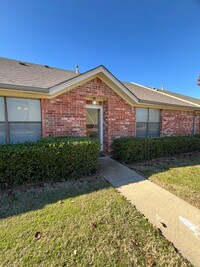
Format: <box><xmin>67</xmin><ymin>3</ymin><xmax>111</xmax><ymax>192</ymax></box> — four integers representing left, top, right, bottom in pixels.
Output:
<box><xmin>0</xmin><ymin>137</ymin><xmax>100</xmax><ymax>188</ymax></box>
<box><xmin>194</xmin><ymin>134</ymin><xmax>200</xmax><ymax>139</ymax></box>
<box><xmin>112</xmin><ymin>136</ymin><xmax>200</xmax><ymax>163</ymax></box>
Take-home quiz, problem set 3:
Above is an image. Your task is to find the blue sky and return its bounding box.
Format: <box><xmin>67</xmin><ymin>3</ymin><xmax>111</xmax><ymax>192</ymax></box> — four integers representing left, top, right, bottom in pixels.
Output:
<box><xmin>0</xmin><ymin>0</ymin><xmax>200</xmax><ymax>97</ymax></box>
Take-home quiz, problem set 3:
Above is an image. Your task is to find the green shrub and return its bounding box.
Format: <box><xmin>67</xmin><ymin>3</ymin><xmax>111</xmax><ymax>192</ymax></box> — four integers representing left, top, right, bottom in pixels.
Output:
<box><xmin>194</xmin><ymin>134</ymin><xmax>200</xmax><ymax>139</ymax></box>
<box><xmin>0</xmin><ymin>137</ymin><xmax>100</xmax><ymax>188</ymax></box>
<box><xmin>112</xmin><ymin>136</ymin><xmax>200</xmax><ymax>163</ymax></box>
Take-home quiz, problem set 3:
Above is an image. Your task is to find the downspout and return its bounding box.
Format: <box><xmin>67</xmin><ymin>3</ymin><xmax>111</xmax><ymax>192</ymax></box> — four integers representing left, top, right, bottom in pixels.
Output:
<box><xmin>193</xmin><ymin>113</ymin><xmax>197</xmax><ymax>135</ymax></box>
<box><xmin>161</xmin><ymin>110</ymin><xmax>163</xmax><ymax>137</ymax></box>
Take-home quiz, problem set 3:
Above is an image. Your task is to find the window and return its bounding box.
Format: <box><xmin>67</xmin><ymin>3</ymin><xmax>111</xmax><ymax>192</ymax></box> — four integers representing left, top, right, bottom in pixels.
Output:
<box><xmin>0</xmin><ymin>97</ymin><xmax>5</xmax><ymax>144</ymax></box>
<box><xmin>136</xmin><ymin>108</ymin><xmax>160</xmax><ymax>137</ymax></box>
<box><xmin>0</xmin><ymin>97</ymin><xmax>41</xmax><ymax>144</ymax></box>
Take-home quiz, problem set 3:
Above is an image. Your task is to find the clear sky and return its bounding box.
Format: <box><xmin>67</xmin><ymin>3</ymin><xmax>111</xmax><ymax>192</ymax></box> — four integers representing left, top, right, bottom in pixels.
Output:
<box><xmin>0</xmin><ymin>0</ymin><xmax>200</xmax><ymax>98</ymax></box>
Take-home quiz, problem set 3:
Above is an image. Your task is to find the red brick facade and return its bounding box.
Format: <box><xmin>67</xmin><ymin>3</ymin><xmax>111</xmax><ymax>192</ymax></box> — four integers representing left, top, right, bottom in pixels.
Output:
<box><xmin>195</xmin><ymin>115</ymin><xmax>200</xmax><ymax>135</ymax></box>
<box><xmin>41</xmin><ymin>78</ymin><xmax>199</xmax><ymax>152</ymax></box>
<box><xmin>41</xmin><ymin>78</ymin><xmax>135</xmax><ymax>152</ymax></box>
<box><xmin>161</xmin><ymin>110</ymin><xmax>200</xmax><ymax>136</ymax></box>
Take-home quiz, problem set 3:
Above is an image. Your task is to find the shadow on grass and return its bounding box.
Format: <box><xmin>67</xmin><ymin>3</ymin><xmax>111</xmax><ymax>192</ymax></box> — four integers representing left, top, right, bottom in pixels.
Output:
<box><xmin>124</xmin><ymin>151</ymin><xmax>200</xmax><ymax>179</ymax></box>
<box><xmin>1</xmin><ymin>152</ymin><xmax>200</xmax><ymax>220</ymax></box>
<box><xmin>98</xmin><ymin>152</ymin><xmax>200</xmax><ymax>190</ymax></box>
<box><xmin>0</xmin><ymin>173</ymin><xmax>111</xmax><ymax>219</ymax></box>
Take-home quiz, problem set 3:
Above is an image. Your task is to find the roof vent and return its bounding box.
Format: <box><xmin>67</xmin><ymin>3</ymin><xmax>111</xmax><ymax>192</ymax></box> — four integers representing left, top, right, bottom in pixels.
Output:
<box><xmin>75</xmin><ymin>65</ymin><xmax>79</xmax><ymax>74</ymax></box>
<box><xmin>44</xmin><ymin>65</ymin><xmax>50</xmax><ymax>68</ymax></box>
<box><xmin>197</xmin><ymin>75</ymin><xmax>200</xmax><ymax>86</ymax></box>
<box><xmin>161</xmin><ymin>84</ymin><xmax>164</xmax><ymax>91</ymax></box>
<box><xmin>19</xmin><ymin>62</ymin><xmax>28</xmax><ymax>66</ymax></box>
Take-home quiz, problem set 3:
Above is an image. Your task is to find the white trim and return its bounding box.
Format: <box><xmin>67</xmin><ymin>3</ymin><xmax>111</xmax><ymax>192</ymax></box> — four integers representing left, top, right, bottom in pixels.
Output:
<box><xmin>86</xmin><ymin>104</ymin><xmax>103</xmax><ymax>151</ymax></box>
<box><xmin>48</xmin><ymin>66</ymin><xmax>139</xmax><ymax>103</ymax></box>
<box><xmin>100</xmin><ymin>68</ymin><xmax>139</xmax><ymax>103</ymax></box>
<box><xmin>131</xmin><ymin>82</ymin><xmax>200</xmax><ymax>108</ymax></box>
<box><xmin>2</xmin><ymin>64</ymin><xmax>200</xmax><ymax>110</ymax></box>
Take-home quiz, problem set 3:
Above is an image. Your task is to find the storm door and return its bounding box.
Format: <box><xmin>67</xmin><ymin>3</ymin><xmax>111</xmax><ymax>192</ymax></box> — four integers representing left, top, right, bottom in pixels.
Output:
<box><xmin>86</xmin><ymin>105</ymin><xmax>103</xmax><ymax>148</ymax></box>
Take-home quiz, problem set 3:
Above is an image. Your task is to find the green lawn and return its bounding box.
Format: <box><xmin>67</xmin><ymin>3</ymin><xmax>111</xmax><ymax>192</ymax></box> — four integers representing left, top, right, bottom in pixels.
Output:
<box><xmin>0</xmin><ymin>175</ymin><xmax>191</xmax><ymax>267</ymax></box>
<box><xmin>127</xmin><ymin>152</ymin><xmax>200</xmax><ymax>209</ymax></box>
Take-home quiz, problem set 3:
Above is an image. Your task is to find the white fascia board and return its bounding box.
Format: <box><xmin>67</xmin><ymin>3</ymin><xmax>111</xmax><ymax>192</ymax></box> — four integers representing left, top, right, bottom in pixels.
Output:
<box><xmin>48</xmin><ymin>66</ymin><xmax>139</xmax><ymax>103</ymax></box>
<box><xmin>131</xmin><ymin>82</ymin><xmax>200</xmax><ymax>108</ymax></box>
<box><xmin>100</xmin><ymin>68</ymin><xmax>139</xmax><ymax>103</ymax></box>
<box><xmin>48</xmin><ymin>69</ymin><xmax>100</xmax><ymax>95</ymax></box>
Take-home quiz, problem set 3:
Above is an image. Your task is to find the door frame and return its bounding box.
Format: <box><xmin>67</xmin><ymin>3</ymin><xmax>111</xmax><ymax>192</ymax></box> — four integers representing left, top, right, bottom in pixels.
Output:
<box><xmin>86</xmin><ymin>104</ymin><xmax>103</xmax><ymax>150</ymax></box>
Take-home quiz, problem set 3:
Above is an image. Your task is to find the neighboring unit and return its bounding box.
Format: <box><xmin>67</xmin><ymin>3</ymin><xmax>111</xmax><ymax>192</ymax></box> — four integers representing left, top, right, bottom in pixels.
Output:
<box><xmin>1</xmin><ymin>57</ymin><xmax>200</xmax><ymax>152</ymax></box>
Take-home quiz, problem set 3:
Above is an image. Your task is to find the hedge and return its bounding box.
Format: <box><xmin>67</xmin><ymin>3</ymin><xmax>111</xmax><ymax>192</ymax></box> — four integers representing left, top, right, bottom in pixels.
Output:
<box><xmin>112</xmin><ymin>136</ymin><xmax>200</xmax><ymax>163</ymax></box>
<box><xmin>0</xmin><ymin>136</ymin><xmax>100</xmax><ymax>188</ymax></box>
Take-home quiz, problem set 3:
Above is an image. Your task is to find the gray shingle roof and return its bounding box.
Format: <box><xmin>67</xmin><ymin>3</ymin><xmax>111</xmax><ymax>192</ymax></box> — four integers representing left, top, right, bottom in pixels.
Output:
<box><xmin>156</xmin><ymin>89</ymin><xmax>200</xmax><ymax>106</ymax></box>
<box><xmin>123</xmin><ymin>82</ymin><xmax>200</xmax><ymax>108</ymax></box>
<box><xmin>0</xmin><ymin>57</ymin><xmax>77</xmax><ymax>89</ymax></box>
<box><xmin>0</xmin><ymin>57</ymin><xmax>200</xmax><ymax>109</ymax></box>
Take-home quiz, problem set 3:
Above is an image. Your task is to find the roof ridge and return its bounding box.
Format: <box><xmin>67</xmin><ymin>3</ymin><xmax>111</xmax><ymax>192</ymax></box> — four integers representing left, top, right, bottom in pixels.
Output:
<box><xmin>130</xmin><ymin>82</ymin><xmax>200</xmax><ymax>108</ymax></box>
<box><xmin>49</xmin><ymin>65</ymin><xmax>106</xmax><ymax>89</ymax></box>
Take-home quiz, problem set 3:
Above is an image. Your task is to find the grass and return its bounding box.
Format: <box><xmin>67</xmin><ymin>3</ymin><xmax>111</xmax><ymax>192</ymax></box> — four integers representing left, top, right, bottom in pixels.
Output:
<box><xmin>0</xmin><ymin>174</ymin><xmax>192</xmax><ymax>267</ymax></box>
<box><xmin>127</xmin><ymin>152</ymin><xmax>200</xmax><ymax>209</ymax></box>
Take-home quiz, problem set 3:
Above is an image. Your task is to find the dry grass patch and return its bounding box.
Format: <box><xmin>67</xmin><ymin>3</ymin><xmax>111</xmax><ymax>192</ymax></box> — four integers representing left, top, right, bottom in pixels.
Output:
<box><xmin>0</xmin><ymin>174</ymin><xmax>192</xmax><ymax>267</ymax></box>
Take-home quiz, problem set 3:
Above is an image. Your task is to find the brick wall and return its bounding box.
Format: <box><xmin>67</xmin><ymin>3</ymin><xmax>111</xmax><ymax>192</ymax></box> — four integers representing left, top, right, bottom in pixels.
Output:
<box><xmin>41</xmin><ymin>77</ymin><xmax>135</xmax><ymax>152</ymax></box>
<box><xmin>195</xmin><ymin>115</ymin><xmax>200</xmax><ymax>135</ymax></box>
<box><xmin>161</xmin><ymin>110</ymin><xmax>196</xmax><ymax>136</ymax></box>
<box><xmin>41</xmin><ymin>77</ymin><xmax>199</xmax><ymax>152</ymax></box>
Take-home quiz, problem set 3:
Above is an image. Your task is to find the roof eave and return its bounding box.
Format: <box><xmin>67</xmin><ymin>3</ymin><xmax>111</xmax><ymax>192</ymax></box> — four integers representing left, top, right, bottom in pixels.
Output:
<box><xmin>139</xmin><ymin>99</ymin><xmax>200</xmax><ymax>110</ymax></box>
<box><xmin>0</xmin><ymin>83</ymin><xmax>49</xmax><ymax>93</ymax></box>
<box><xmin>0</xmin><ymin>66</ymin><xmax>140</xmax><ymax>104</ymax></box>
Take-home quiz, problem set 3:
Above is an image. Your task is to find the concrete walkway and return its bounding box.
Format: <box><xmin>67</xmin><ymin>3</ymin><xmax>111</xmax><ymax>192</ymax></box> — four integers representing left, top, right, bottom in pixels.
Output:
<box><xmin>98</xmin><ymin>157</ymin><xmax>200</xmax><ymax>267</ymax></box>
